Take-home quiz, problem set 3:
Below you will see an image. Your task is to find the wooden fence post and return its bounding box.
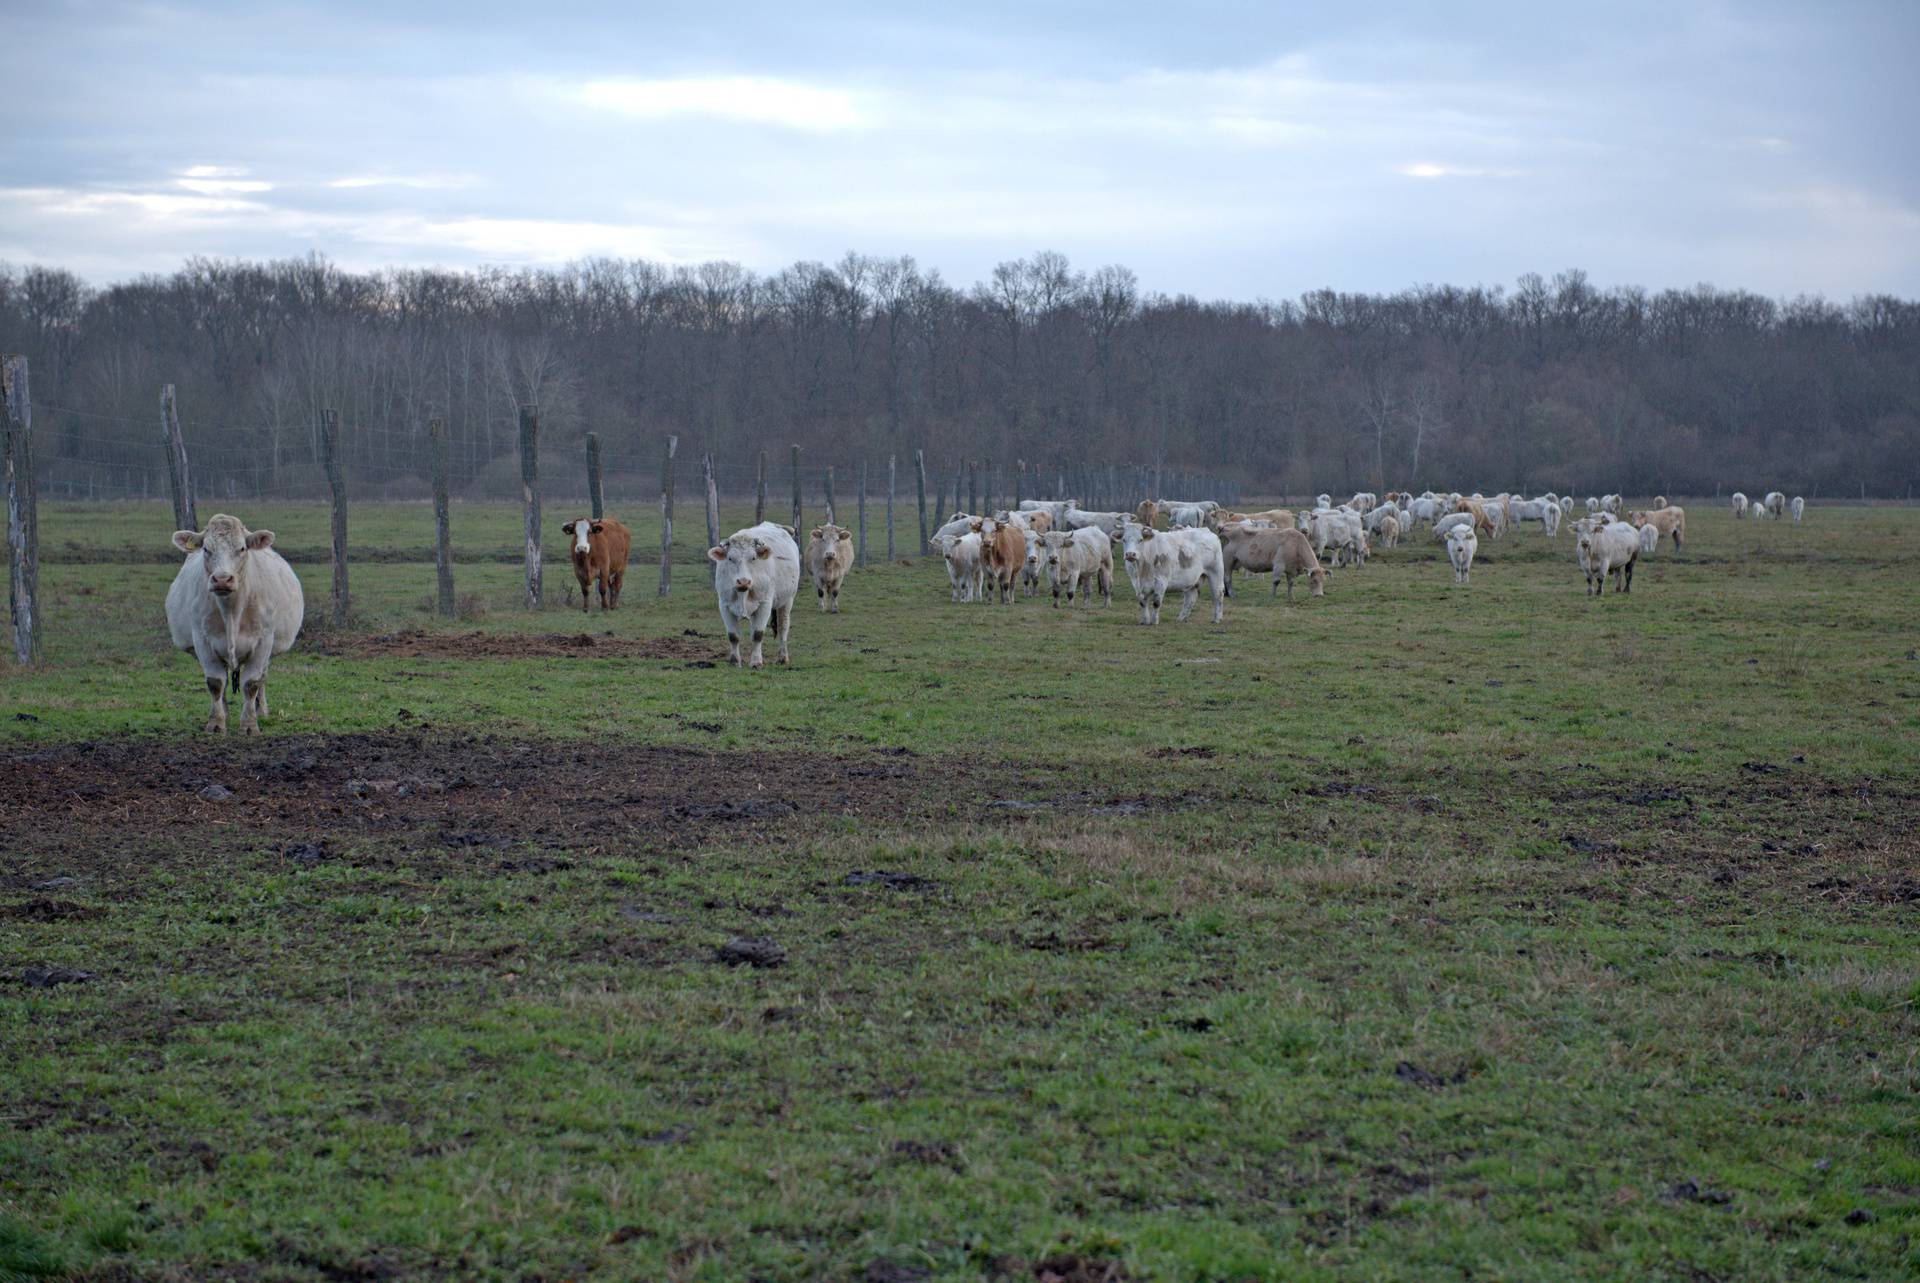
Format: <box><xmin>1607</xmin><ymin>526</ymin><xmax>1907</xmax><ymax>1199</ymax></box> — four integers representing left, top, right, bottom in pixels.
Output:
<box><xmin>789</xmin><ymin>444</ymin><xmax>802</xmax><ymax>538</ymax></box>
<box><xmin>702</xmin><ymin>451</ymin><xmax>719</xmax><ymax>550</ymax></box>
<box><xmin>586</xmin><ymin>431</ymin><xmax>604</xmax><ymax>520</ymax></box>
<box><xmin>952</xmin><ymin>466</ymin><xmax>963</xmax><ymax>522</ymax></box>
<box><xmin>755</xmin><ymin>448</ymin><xmax>768</xmax><ymax>524</ymax></box>
<box><xmin>915</xmin><ymin>449</ymin><xmax>928</xmax><ymax>552</ymax></box>
<box><xmin>659</xmin><ymin>434</ymin><xmax>678</xmax><ymax>596</ymax></box>
<box><xmin>159</xmin><ymin>383</ymin><xmax>196</xmax><ymax>533</ymax></box>
<box><xmin>967</xmin><ymin>460</ymin><xmax>977</xmax><ymax>514</ymax></box>
<box><xmin>857</xmin><ymin>459</ymin><xmax>868</xmax><ymax>568</ymax></box>
<box><xmin>930</xmin><ymin>462</ymin><xmax>947</xmax><ymax>535</ymax></box>
<box><xmin>824</xmin><ymin>465</ymin><xmax>836</xmax><ymax>526</ymax></box>
<box><xmin>429</xmin><ymin>417</ymin><xmax>454</xmax><ymax>617</ymax></box>
<box><xmin>1016</xmin><ymin>459</ymin><xmax>1024</xmax><ymax>510</ymax></box>
<box><xmin>319</xmin><ymin>408</ymin><xmax>349</xmax><ymax>623</ymax></box>
<box><xmin>518</xmin><ymin>405</ymin><xmax>541</xmax><ymax>609</ymax></box>
<box><xmin>3</xmin><ymin>356</ymin><xmax>41</xmax><ymax>665</ymax></box>
<box><xmin>887</xmin><ymin>453</ymin><xmax>897</xmax><ymax>561</ymax></box>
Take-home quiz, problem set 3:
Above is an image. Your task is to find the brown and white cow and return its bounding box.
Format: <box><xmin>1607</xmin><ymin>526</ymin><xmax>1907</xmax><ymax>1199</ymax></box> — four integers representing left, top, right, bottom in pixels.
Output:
<box><xmin>165</xmin><ymin>514</ymin><xmax>305</xmax><ymax>734</ymax></box>
<box><xmin>562</xmin><ymin>516</ymin><xmax>631</xmax><ymax>611</ymax></box>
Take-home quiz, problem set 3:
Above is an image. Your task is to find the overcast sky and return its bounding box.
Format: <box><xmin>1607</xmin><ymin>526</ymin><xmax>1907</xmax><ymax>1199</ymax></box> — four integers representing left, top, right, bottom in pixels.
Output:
<box><xmin>3</xmin><ymin>0</ymin><xmax>1916</xmax><ymax>298</ymax></box>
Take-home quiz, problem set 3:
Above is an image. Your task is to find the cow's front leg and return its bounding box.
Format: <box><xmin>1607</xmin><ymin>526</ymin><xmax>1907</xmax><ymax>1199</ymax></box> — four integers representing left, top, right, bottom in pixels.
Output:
<box><xmin>193</xmin><ymin>638</ymin><xmax>229</xmax><ymax>733</ymax></box>
<box><xmin>748</xmin><ymin>601</ymin><xmax>773</xmax><ymax>669</ymax></box>
<box><xmin>722</xmin><ymin>607</ymin><xmax>743</xmax><ymax>665</ymax></box>
<box><xmin>775</xmin><ymin>603</ymin><xmax>792</xmax><ymax>664</ymax></box>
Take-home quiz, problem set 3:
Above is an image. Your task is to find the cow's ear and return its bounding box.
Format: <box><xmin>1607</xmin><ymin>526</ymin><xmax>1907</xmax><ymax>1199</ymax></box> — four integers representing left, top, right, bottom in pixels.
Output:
<box><xmin>754</xmin><ymin>541</ymin><xmax>771</xmax><ymax>559</ymax></box>
<box><xmin>562</xmin><ymin>521</ymin><xmax>576</xmax><ymax>535</ymax></box>
<box><xmin>245</xmin><ymin>529</ymin><xmax>275</xmax><ymax>551</ymax></box>
<box><xmin>708</xmin><ymin>545</ymin><xmax>727</xmax><ymax>562</ymax></box>
<box><xmin>811</xmin><ymin>526</ymin><xmax>823</xmax><ymax>539</ymax></box>
<box><xmin>172</xmin><ymin>530</ymin><xmax>202</xmax><ymax>553</ymax></box>
<box><xmin>590</xmin><ymin>521</ymin><xmax>604</xmax><ymax>533</ymax></box>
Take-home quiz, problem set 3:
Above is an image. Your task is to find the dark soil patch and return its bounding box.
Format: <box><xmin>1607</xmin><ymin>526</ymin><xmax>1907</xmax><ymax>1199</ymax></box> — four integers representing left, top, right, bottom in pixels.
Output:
<box><xmin>1394</xmin><ymin>1060</ymin><xmax>1469</xmax><ymax>1089</ymax></box>
<box><xmin>842</xmin><ymin>870</ymin><xmax>938</xmax><ymax>891</ymax></box>
<box><xmin>0</xmin><ymin>735</ymin><xmax>991</xmax><ymax>883</ymax></box>
<box><xmin>0</xmin><ymin>899</ymin><xmax>105</xmax><ymax>922</ymax></box>
<box><xmin>715</xmin><ymin>937</ymin><xmax>786</xmax><ymax>968</ymax></box>
<box><xmin>317</xmin><ymin>629</ymin><xmax>720</xmax><ymax>661</ymax></box>
<box><xmin>891</xmin><ymin>1138</ymin><xmax>964</xmax><ymax>1170</ymax></box>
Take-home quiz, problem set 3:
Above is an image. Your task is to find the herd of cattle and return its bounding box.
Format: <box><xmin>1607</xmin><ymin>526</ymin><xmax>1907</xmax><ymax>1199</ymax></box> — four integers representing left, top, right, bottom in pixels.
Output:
<box><xmin>161</xmin><ymin>485</ymin><xmax>1811</xmax><ymax>727</ymax></box>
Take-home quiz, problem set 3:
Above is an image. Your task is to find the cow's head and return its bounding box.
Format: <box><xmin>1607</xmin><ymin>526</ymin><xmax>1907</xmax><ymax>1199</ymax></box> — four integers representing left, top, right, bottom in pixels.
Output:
<box><xmin>173</xmin><ymin>514</ymin><xmax>272</xmax><ymax>600</ymax></box>
<box><xmin>562</xmin><ymin>518</ymin><xmax>604</xmax><ymax>555</ymax></box>
<box><xmin>709</xmin><ymin>535</ymin><xmax>772</xmax><ymax>600</ymax></box>
<box><xmin>1309</xmin><ymin>566</ymin><xmax>1328</xmax><ymax>596</ymax></box>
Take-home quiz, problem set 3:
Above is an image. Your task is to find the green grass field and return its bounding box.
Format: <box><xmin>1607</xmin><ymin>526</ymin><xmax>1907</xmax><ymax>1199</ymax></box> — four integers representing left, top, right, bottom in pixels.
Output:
<box><xmin>2</xmin><ymin>500</ymin><xmax>1917</xmax><ymax>1282</ymax></box>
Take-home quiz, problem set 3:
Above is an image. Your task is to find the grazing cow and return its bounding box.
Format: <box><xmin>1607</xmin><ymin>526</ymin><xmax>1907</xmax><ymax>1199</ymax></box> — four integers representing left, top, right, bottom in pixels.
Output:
<box><xmin>1764</xmin><ymin>490</ymin><xmax>1787</xmax><ymax>518</ymax></box>
<box><xmin>1625</xmin><ymin>506</ymin><xmax>1685</xmax><ymax>553</ymax></box>
<box><xmin>805</xmin><ymin>523</ymin><xmax>854</xmax><ymax>612</ymax></box>
<box><xmin>1121</xmin><ymin>527</ymin><xmax>1225</xmax><ymax>625</ymax></box>
<box><xmin>1017</xmin><ymin>499</ymin><xmax>1079</xmax><ymax>528</ymax></box>
<box><xmin>709</xmin><ymin>522</ymin><xmax>800</xmax><ymax>668</ymax></box>
<box><xmin>1038</xmin><ymin>527</ymin><xmax>1113</xmax><ymax>607</ymax></box>
<box><xmin>1451</xmin><ymin>498</ymin><xmax>1497</xmax><ymax>538</ymax></box>
<box><xmin>1730</xmin><ymin>492</ymin><xmax>1749</xmax><ymax>518</ymax></box>
<box><xmin>166</xmin><ymin>514</ymin><xmax>305</xmax><ymax>734</ymax></box>
<box><xmin>562</xmin><ymin>516</ymin><xmax>631</xmax><ymax>612</ymax></box>
<box><xmin>932</xmin><ymin>512</ymin><xmax>984</xmax><ymax>545</ymax></box>
<box><xmin>1061</xmin><ymin>509</ymin><xmax>1131</xmax><ymax>536</ymax></box>
<box><xmin>1271</xmin><ymin>528</ymin><xmax>1327</xmax><ymax>601</ymax></box>
<box><xmin>1790</xmin><ymin>496</ymin><xmax>1806</xmax><ymax>522</ymax></box>
<box><xmin>973</xmin><ymin>518</ymin><xmax>1027</xmax><ymax>604</ymax></box>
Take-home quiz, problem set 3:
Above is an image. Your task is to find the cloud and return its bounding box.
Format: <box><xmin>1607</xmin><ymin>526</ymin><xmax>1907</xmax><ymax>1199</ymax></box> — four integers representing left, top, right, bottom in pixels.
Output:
<box><xmin>1398</xmin><ymin>162</ymin><xmax>1517</xmax><ymax>179</ymax></box>
<box><xmin>572</xmin><ymin>76</ymin><xmax>868</xmax><ymax>131</ymax></box>
<box><xmin>327</xmin><ymin>173</ymin><xmax>480</xmax><ymax>190</ymax></box>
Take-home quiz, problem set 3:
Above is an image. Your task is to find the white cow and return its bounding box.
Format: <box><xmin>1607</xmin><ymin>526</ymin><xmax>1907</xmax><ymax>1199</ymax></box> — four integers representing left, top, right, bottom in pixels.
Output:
<box><xmin>1445</xmin><ymin>525</ymin><xmax>1477</xmax><ymax>586</ymax></box>
<box><xmin>709</xmin><ymin>522</ymin><xmax>800</xmax><ymax>668</ymax></box>
<box><xmin>937</xmin><ymin>532</ymin><xmax>985</xmax><ymax>602</ymax></box>
<box><xmin>1017</xmin><ymin>499</ymin><xmax>1080</xmax><ymax>528</ymax></box>
<box><xmin>1790</xmin><ymin>496</ymin><xmax>1806</xmax><ymax>522</ymax></box>
<box><xmin>1120</xmin><ymin>526</ymin><xmax>1225</xmax><ymax>625</ymax></box>
<box><xmin>1764</xmin><ymin>490</ymin><xmax>1787</xmax><ymax>518</ymax></box>
<box><xmin>166</xmin><ymin>514</ymin><xmax>305</xmax><ymax>735</ymax></box>
<box><xmin>1730</xmin><ymin>492</ymin><xmax>1749</xmax><ymax>518</ymax></box>
<box><xmin>1038</xmin><ymin>528</ymin><xmax>1114</xmax><ymax>607</ymax></box>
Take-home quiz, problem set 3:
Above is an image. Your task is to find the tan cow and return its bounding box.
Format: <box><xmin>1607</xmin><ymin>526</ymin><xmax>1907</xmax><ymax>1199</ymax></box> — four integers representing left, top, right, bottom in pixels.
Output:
<box><xmin>805</xmin><ymin>523</ymin><xmax>854</xmax><ymax>611</ymax></box>
<box><xmin>972</xmin><ymin>518</ymin><xmax>1027</xmax><ymax>604</ymax></box>
<box><xmin>1271</xmin><ymin>528</ymin><xmax>1328</xmax><ymax>601</ymax></box>
<box><xmin>1624</xmin><ymin>506</ymin><xmax>1685</xmax><ymax>553</ymax></box>
<box><xmin>166</xmin><ymin>514</ymin><xmax>305</xmax><ymax>734</ymax></box>
<box><xmin>1451</xmin><ymin>498</ymin><xmax>1496</xmax><ymax>538</ymax></box>
<box><xmin>562</xmin><ymin>516</ymin><xmax>631</xmax><ymax>611</ymax></box>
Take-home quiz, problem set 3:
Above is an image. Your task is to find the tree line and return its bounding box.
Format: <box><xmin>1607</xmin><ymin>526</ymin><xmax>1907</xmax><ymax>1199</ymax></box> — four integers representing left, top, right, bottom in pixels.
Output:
<box><xmin>3</xmin><ymin>252</ymin><xmax>1917</xmax><ymax>501</ymax></box>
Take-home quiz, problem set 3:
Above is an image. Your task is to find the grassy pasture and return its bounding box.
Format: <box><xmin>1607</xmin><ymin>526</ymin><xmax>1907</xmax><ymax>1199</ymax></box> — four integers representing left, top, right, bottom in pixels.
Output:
<box><xmin>2</xmin><ymin>500</ymin><xmax>1917</xmax><ymax>1282</ymax></box>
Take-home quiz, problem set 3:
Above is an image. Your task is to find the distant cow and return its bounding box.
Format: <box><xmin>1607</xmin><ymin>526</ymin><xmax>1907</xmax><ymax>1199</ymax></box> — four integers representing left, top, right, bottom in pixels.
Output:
<box><xmin>805</xmin><ymin>523</ymin><xmax>854</xmax><ymax>612</ymax></box>
<box><xmin>166</xmin><ymin>514</ymin><xmax>305</xmax><ymax>734</ymax></box>
<box><xmin>709</xmin><ymin>522</ymin><xmax>800</xmax><ymax>668</ymax></box>
<box><xmin>562</xmin><ymin>516</ymin><xmax>631</xmax><ymax>612</ymax></box>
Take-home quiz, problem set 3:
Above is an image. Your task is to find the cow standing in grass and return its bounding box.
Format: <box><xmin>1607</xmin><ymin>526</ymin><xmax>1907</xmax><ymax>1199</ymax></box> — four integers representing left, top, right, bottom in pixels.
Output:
<box><xmin>709</xmin><ymin>522</ymin><xmax>800</xmax><ymax>668</ymax></box>
<box><xmin>806</xmin><ymin>523</ymin><xmax>854</xmax><ymax>612</ymax></box>
<box><xmin>562</xmin><ymin>516</ymin><xmax>631</xmax><ymax>612</ymax></box>
<box><xmin>166</xmin><ymin>514</ymin><xmax>304</xmax><ymax>734</ymax></box>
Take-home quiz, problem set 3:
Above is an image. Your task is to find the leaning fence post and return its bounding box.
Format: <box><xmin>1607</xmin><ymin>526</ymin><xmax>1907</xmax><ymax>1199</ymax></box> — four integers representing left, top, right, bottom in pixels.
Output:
<box><xmin>3</xmin><ymin>355</ymin><xmax>42</xmax><ymax>665</ymax></box>
<box><xmin>789</xmin><ymin>444</ymin><xmax>802</xmax><ymax>538</ymax></box>
<box><xmin>160</xmin><ymin>383</ymin><xmax>196</xmax><ymax>533</ymax></box>
<box><xmin>430</xmin><ymin>417</ymin><xmax>455</xmax><ymax>617</ymax></box>
<box><xmin>518</xmin><ymin>405</ymin><xmax>541</xmax><ymax>609</ymax></box>
<box><xmin>858</xmin><ymin>459</ymin><xmax>869</xmax><ymax>568</ymax></box>
<box><xmin>755</xmin><ymin>448</ymin><xmax>768</xmax><ymax>524</ymax></box>
<box><xmin>930</xmin><ymin>462</ymin><xmax>947</xmax><ymax>535</ymax></box>
<box><xmin>586</xmin><ymin>431</ymin><xmax>604</xmax><ymax>520</ymax></box>
<box><xmin>659</xmin><ymin>433</ymin><xmax>678</xmax><ymax>596</ymax></box>
<box><xmin>887</xmin><ymin>453</ymin><xmax>897</xmax><ymax>562</ymax></box>
<box><xmin>319</xmin><ymin>408</ymin><xmax>349</xmax><ymax>623</ymax></box>
<box><xmin>702</xmin><ymin>451</ymin><xmax>719</xmax><ymax>550</ymax></box>
<box><xmin>915</xmin><ymin>449</ymin><xmax>928</xmax><ymax>551</ymax></box>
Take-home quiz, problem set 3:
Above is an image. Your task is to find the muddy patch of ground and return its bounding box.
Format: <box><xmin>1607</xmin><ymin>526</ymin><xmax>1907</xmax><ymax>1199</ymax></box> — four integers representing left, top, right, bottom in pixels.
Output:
<box><xmin>313</xmin><ymin>629</ymin><xmax>721</xmax><ymax>661</ymax></box>
<box><xmin>0</xmin><ymin>733</ymin><xmax>996</xmax><ymax>884</ymax></box>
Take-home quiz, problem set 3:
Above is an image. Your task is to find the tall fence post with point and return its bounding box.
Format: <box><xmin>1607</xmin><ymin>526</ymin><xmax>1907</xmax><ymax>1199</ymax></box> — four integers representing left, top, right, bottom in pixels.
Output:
<box><xmin>586</xmin><ymin>431</ymin><xmax>604</xmax><ymax>521</ymax></box>
<box><xmin>755</xmin><ymin>448</ymin><xmax>768</xmax><ymax>525</ymax></box>
<box><xmin>824</xmin><ymin>465</ymin><xmax>836</xmax><ymax>527</ymax></box>
<box><xmin>1016</xmin><ymin>459</ymin><xmax>1025</xmax><ymax>510</ymax></box>
<box><xmin>160</xmin><ymin>383</ymin><xmax>196</xmax><ymax>534</ymax></box>
<box><xmin>430</xmin><ymin>417</ymin><xmax>454</xmax><ymax>617</ymax></box>
<box><xmin>3</xmin><ymin>356</ymin><xmax>41</xmax><ymax>665</ymax></box>
<box><xmin>857</xmin><ymin>460</ymin><xmax>868</xmax><ymax>568</ymax></box>
<box><xmin>702</xmin><ymin>451</ymin><xmax>719</xmax><ymax>550</ymax></box>
<box><xmin>887</xmin><ymin>453</ymin><xmax>897</xmax><ymax>562</ymax></box>
<box><xmin>931</xmin><ymin>461</ymin><xmax>947</xmax><ymax>536</ymax></box>
<box><xmin>915</xmin><ymin>449</ymin><xmax>928</xmax><ymax>552</ymax></box>
<box><xmin>658</xmin><ymin>433</ymin><xmax>677</xmax><ymax>597</ymax></box>
<box><xmin>789</xmin><ymin>444</ymin><xmax>802</xmax><ymax>539</ymax></box>
<box><xmin>518</xmin><ymin>405</ymin><xmax>541</xmax><ymax>609</ymax></box>
<box><xmin>967</xmin><ymin>460</ymin><xmax>977</xmax><ymax>515</ymax></box>
<box><xmin>319</xmin><ymin>407</ymin><xmax>349</xmax><ymax>624</ymax></box>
